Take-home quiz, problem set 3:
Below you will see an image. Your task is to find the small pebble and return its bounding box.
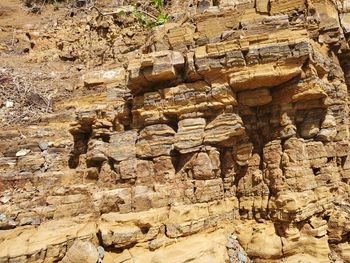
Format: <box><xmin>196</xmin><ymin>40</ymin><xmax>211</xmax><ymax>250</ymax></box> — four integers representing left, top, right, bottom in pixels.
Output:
<box><xmin>38</xmin><ymin>141</ymin><xmax>49</xmax><ymax>151</ymax></box>
<box><xmin>16</xmin><ymin>149</ymin><xmax>31</xmax><ymax>157</ymax></box>
<box><xmin>0</xmin><ymin>214</ymin><xmax>7</xmax><ymax>222</ymax></box>
<box><xmin>97</xmin><ymin>246</ymin><xmax>105</xmax><ymax>259</ymax></box>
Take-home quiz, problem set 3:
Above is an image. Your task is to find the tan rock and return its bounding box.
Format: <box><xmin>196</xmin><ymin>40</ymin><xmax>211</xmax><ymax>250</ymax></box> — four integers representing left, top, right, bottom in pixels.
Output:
<box><xmin>82</xmin><ymin>68</ymin><xmax>125</xmax><ymax>86</ymax></box>
<box><xmin>192</xmin><ymin>152</ymin><xmax>218</xmax><ymax>180</ymax></box>
<box><xmin>86</xmin><ymin>139</ymin><xmax>108</xmax><ymax>164</ymax></box>
<box><xmin>229</xmin><ymin>63</ymin><xmax>302</xmax><ymax>91</ymax></box>
<box><xmin>270</xmin><ymin>0</ymin><xmax>305</xmax><ymax>14</ymax></box>
<box><xmin>128</xmin><ymin>50</ymin><xmax>184</xmax><ymax>90</ymax></box>
<box><xmin>0</xmin><ymin>220</ymin><xmax>97</xmax><ymax>262</ymax></box>
<box><xmin>136</xmin><ymin>124</ymin><xmax>175</xmax><ymax>157</ymax></box>
<box><xmin>129</xmin><ymin>229</ymin><xmax>230</xmax><ymax>263</ymax></box>
<box><xmin>107</xmin><ymin>131</ymin><xmax>138</xmax><ymax>162</ymax></box>
<box><xmin>61</xmin><ymin>240</ymin><xmax>99</xmax><ymax>263</ymax></box>
<box><xmin>168</xmin><ymin>25</ymin><xmax>195</xmax><ymax>51</ymax></box>
<box><xmin>235</xmin><ymin>142</ymin><xmax>254</xmax><ymax>166</ymax></box>
<box><xmin>238</xmin><ymin>89</ymin><xmax>272</xmax><ymax>107</ymax></box>
<box><xmin>99</xmin><ymin>208</ymin><xmax>168</xmax><ymax>247</ymax></box>
<box><xmin>335</xmin><ymin>242</ymin><xmax>350</xmax><ymax>262</ymax></box>
<box><xmin>174</xmin><ymin>118</ymin><xmax>206</xmax><ymax>154</ymax></box>
<box><xmin>236</xmin><ymin>221</ymin><xmax>283</xmax><ymax>259</ymax></box>
<box><xmin>118</xmin><ymin>158</ymin><xmax>137</xmax><ymax>180</ymax></box>
<box><xmin>93</xmin><ymin>188</ymin><xmax>132</xmax><ymax>213</ymax></box>
<box><xmin>256</xmin><ymin>0</ymin><xmax>269</xmax><ymax>13</ymax></box>
<box><xmin>3</xmin><ymin>2</ymin><xmax>350</xmax><ymax>263</ymax></box>
<box><xmin>204</xmin><ymin>113</ymin><xmax>245</xmax><ymax>144</ymax></box>
<box><xmin>136</xmin><ymin>159</ymin><xmax>155</xmax><ymax>183</ymax></box>
<box><xmin>153</xmin><ymin>156</ymin><xmax>175</xmax><ymax>181</ymax></box>
<box><xmin>290</xmin><ymin>81</ymin><xmax>327</xmax><ymax>102</ymax></box>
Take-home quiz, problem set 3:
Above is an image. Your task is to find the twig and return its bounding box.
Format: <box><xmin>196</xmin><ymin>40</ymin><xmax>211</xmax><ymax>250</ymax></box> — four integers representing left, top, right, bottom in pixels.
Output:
<box><xmin>89</xmin><ymin>6</ymin><xmax>157</xmax><ymax>21</ymax></box>
<box><xmin>11</xmin><ymin>30</ymin><xmax>16</xmax><ymax>47</ymax></box>
<box><xmin>135</xmin><ymin>9</ymin><xmax>157</xmax><ymax>21</ymax></box>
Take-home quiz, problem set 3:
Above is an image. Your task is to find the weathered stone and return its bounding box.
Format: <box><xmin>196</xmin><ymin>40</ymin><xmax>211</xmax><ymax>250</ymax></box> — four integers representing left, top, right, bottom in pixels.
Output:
<box><xmin>38</xmin><ymin>142</ymin><xmax>49</xmax><ymax>151</ymax></box>
<box><xmin>235</xmin><ymin>142</ymin><xmax>254</xmax><ymax>166</ymax></box>
<box><xmin>168</xmin><ymin>26</ymin><xmax>195</xmax><ymax>51</ymax></box>
<box><xmin>93</xmin><ymin>188</ymin><xmax>132</xmax><ymax>213</ymax></box>
<box><xmin>61</xmin><ymin>240</ymin><xmax>99</xmax><ymax>263</ymax></box>
<box><xmin>136</xmin><ymin>124</ymin><xmax>175</xmax><ymax>157</ymax></box>
<box><xmin>107</xmin><ymin>131</ymin><xmax>138</xmax><ymax>162</ymax></box>
<box><xmin>238</xmin><ymin>89</ymin><xmax>272</xmax><ymax>107</ymax></box>
<box><xmin>15</xmin><ymin>149</ymin><xmax>30</xmax><ymax>157</ymax></box>
<box><xmin>81</xmin><ymin>68</ymin><xmax>125</xmax><ymax>86</ymax></box>
<box><xmin>86</xmin><ymin>139</ymin><xmax>108</xmax><ymax>164</ymax></box>
<box><xmin>153</xmin><ymin>156</ymin><xmax>175</xmax><ymax>180</ymax></box>
<box><xmin>3</xmin><ymin>1</ymin><xmax>350</xmax><ymax>263</ymax></box>
<box><xmin>128</xmin><ymin>50</ymin><xmax>185</xmax><ymax>91</ymax></box>
<box><xmin>118</xmin><ymin>158</ymin><xmax>137</xmax><ymax>180</ymax></box>
<box><xmin>192</xmin><ymin>152</ymin><xmax>218</xmax><ymax>180</ymax></box>
<box><xmin>204</xmin><ymin>113</ymin><xmax>245</xmax><ymax>144</ymax></box>
<box><xmin>174</xmin><ymin>118</ymin><xmax>206</xmax><ymax>154</ymax></box>
<box><xmin>229</xmin><ymin>64</ymin><xmax>303</xmax><ymax>91</ymax></box>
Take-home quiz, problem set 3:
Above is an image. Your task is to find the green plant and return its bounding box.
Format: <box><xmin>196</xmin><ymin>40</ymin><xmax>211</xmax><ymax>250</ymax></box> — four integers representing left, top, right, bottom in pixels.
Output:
<box><xmin>155</xmin><ymin>12</ymin><xmax>168</xmax><ymax>25</ymax></box>
<box><xmin>134</xmin><ymin>10</ymin><xmax>149</xmax><ymax>27</ymax></box>
<box><xmin>152</xmin><ymin>0</ymin><xmax>164</xmax><ymax>9</ymax></box>
<box><xmin>133</xmin><ymin>0</ymin><xmax>168</xmax><ymax>28</ymax></box>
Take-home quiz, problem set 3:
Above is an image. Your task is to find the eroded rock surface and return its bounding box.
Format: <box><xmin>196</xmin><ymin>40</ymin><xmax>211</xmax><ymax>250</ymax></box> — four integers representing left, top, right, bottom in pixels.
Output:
<box><xmin>2</xmin><ymin>0</ymin><xmax>350</xmax><ymax>262</ymax></box>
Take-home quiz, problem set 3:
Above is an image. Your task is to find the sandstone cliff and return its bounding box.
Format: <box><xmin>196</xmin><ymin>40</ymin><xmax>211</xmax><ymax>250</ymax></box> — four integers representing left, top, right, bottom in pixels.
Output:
<box><xmin>1</xmin><ymin>0</ymin><xmax>350</xmax><ymax>262</ymax></box>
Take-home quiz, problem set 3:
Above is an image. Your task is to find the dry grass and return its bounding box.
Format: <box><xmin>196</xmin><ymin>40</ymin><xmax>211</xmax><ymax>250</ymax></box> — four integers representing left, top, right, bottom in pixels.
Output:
<box><xmin>0</xmin><ymin>67</ymin><xmax>65</xmax><ymax>127</ymax></box>
<box><xmin>23</xmin><ymin>0</ymin><xmax>95</xmax><ymax>13</ymax></box>
<box><xmin>23</xmin><ymin>0</ymin><xmax>94</xmax><ymax>7</ymax></box>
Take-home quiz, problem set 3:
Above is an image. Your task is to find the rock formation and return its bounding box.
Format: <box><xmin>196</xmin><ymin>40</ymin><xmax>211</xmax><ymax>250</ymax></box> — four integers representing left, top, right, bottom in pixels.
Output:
<box><xmin>2</xmin><ymin>0</ymin><xmax>350</xmax><ymax>262</ymax></box>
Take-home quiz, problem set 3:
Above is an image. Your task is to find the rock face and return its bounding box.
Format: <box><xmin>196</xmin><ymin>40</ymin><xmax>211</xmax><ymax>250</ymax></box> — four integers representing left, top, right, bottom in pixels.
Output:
<box><xmin>2</xmin><ymin>0</ymin><xmax>350</xmax><ymax>262</ymax></box>
<box><xmin>61</xmin><ymin>240</ymin><xmax>100</xmax><ymax>263</ymax></box>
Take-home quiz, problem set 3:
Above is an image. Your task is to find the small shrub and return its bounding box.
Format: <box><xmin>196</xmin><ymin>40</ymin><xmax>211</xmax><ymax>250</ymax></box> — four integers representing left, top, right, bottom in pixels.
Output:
<box><xmin>134</xmin><ymin>0</ymin><xmax>168</xmax><ymax>28</ymax></box>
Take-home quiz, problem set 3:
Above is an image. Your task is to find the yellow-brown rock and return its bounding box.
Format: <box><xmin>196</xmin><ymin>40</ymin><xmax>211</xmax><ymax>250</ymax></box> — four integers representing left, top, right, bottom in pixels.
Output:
<box><xmin>2</xmin><ymin>0</ymin><xmax>350</xmax><ymax>262</ymax></box>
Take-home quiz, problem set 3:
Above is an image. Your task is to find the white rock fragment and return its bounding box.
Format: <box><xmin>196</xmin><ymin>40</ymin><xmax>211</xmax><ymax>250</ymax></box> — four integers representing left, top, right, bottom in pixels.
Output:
<box><xmin>16</xmin><ymin>149</ymin><xmax>31</xmax><ymax>157</ymax></box>
<box><xmin>5</xmin><ymin>101</ymin><xmax>13</xmax><ymax>108</ymax></box>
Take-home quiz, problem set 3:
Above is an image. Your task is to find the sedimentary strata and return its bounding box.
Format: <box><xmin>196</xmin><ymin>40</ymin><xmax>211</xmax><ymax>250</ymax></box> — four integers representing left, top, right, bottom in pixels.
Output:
<box><xmin>2</xmin><ymin>0</ymin><xmax>350</xmax><ymax>262</ymax></box>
